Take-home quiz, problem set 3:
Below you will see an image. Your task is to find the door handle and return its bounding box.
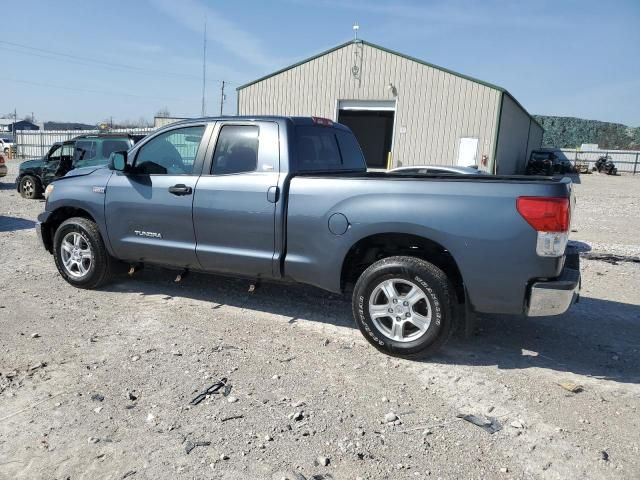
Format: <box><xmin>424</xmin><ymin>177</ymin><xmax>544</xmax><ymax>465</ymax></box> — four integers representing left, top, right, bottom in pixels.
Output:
<box><xmin>168</xmin><ymin>184</ymin><xmax>193</xmax><ymax>195</ymax></box>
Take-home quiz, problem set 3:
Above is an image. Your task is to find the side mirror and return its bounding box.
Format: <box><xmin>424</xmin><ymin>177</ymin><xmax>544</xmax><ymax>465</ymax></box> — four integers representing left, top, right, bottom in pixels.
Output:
<box><xmin>109</xmin><ymin>151</ymin><xmax>128</xmax><ymax>172</ymax></box>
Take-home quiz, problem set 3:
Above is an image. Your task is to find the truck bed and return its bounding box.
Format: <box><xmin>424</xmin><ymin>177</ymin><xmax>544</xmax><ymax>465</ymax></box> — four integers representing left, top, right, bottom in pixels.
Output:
<box><xmin>283</xmin><ymin>173</ymin><xmax>572</xmax><ymax>315</ymax></box>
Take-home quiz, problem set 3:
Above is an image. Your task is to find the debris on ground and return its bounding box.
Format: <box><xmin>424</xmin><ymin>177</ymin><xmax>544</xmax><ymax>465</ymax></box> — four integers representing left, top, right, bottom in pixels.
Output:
<box><xmin>184</xmin><ymin>440</ymin><xmax>211</xmax><ymax>454</ymax></box>
<box><xmin>510</xmin><ymin>420</ymin><xmax>525</xmax><ymax>429</ymax></box>
<box><xmin>384</xmin><ymin>412</ymin><xmax>398</xmax><ymax>423</ymax></box>
<box><xmin>220</xmin><ymin>414</ymin><xmax>244</xmax><ymax>422</ymax></box>
<box><xmin>190</xmin><ymin>377</ymin><xmax>229</xmax><ymax>406</ymax></box>
<box><xmin>29</xmin><ymin>362</ymin><xmax>46</xmax><ymax>372</ymax></box>
<box><xmin>457</xmin><ymin>413</ymin><xmax>503</xmax><ymax>434</ymax></box>
<box><xmin>558</xmin><ymin>382</ymin><xmax>583</xmax><ymax>393</ymax></box>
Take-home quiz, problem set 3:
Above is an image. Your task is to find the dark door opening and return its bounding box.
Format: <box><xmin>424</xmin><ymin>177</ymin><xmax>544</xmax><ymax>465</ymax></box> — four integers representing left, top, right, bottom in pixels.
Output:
<box><xmin>338</xmin><ymin>109</ymin><xmax>394</xmax><ymax>169</ymax></box>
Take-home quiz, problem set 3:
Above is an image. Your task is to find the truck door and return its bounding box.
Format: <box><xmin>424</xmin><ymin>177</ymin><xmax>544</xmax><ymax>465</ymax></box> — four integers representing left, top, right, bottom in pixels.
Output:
<box><xmin>41</xmin><ymin>143</ymin><xmax>65</xmax><ymax>186</ymax></box>
<box><xmin>193</xmin><ymin>121</ymin><xmax>280</xmax><ymax>277</ymax></box>
<box><xmin>104</xmin><ymin>124</ymin><xmax>210</xmax><ymax>267</ymax></box>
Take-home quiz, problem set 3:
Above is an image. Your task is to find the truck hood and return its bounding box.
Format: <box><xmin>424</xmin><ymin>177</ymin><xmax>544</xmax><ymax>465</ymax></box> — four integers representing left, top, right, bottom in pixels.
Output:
<box><xmin>62</xmin><ymin>165</ymin><xmax>109</xmax><ymax>179</ymax></box>
<box><xmin>19</xmin><ymin>158</ymin><xmax>45</xmax><ymax>171</ymax></box>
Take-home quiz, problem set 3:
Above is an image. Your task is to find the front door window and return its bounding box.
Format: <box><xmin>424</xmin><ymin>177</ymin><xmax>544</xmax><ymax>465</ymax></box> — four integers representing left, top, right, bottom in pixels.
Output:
<box><xmin>134</xmin><ymin>126</ymin><xmax>205</xmax><ymax>175</ymax></box>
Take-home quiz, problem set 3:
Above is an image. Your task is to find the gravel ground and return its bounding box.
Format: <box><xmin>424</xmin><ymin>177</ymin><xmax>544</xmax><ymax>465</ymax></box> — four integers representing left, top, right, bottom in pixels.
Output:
<box><xmin>1</xmin><ymin>163</ymin><xmax>639</xmax><ymax>480</ymax></box>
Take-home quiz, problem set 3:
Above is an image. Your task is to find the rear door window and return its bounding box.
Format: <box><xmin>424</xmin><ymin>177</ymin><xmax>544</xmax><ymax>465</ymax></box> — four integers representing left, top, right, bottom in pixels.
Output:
<box><xmin>211</xmin><ymin>125</ymin><xmax>259</xmax><ymax>175</ymax></box>
<box><xmin>295</xmin><ymin>126</ymin><xmax>365</xmax><ymax>172</ymax></box>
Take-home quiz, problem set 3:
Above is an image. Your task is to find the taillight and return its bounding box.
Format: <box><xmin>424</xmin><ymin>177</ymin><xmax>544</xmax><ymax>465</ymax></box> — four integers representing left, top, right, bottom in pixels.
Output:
<box><xmin>311</xmin><ymin>116</ymin><xmax>334</xmax><ymax>127</ymax></box>
<box><xmin>517</xmin><ymin>197</ymin><xmax>570</xmax><ymax>257</ymax></box>
<box><xmin>0</xmin><ymin>155</ymin><xmax>5</xmax><ymax>164</ymax></box>
<box><xmin>517</xmin><ymin>197</ymin><xmax>569</xmax><ymax>232</ymax></box>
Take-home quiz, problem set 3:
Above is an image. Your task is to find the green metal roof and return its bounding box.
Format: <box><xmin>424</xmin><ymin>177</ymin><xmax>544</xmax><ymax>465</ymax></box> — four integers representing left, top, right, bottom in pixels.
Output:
<box><xmin>236</xmin><ymin>39</ymin><xmax>542</xmax><ymax>130</ymax></box>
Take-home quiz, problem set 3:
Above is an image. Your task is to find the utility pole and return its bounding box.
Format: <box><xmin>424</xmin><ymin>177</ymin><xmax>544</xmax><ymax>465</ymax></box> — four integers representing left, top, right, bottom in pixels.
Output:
<box><xmin>13</xmin><ymin>108</ymin><xmax>17</xmax><ymax>137</ymax></box>
<box><xmin>219</xmin><ymin>81</ymin><xmax>226</xmax><ymax>116</ymax></box>
<box><xmin>201</xmin><ymin>17</ymin><xmax>207</xmax><ymax>117</ymax></box>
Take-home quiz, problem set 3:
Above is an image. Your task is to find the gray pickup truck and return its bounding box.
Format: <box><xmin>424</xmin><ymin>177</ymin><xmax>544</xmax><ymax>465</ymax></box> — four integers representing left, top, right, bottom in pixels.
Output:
<box><xmin>37</xmin><ymin>116</ymin><xmax>580</xmax><ymax>357</ymax></box>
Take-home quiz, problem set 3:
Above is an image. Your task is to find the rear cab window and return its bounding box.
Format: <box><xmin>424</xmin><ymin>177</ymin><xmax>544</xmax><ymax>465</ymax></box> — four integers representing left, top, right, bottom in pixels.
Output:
<box><xmin>295</xmin><ymin>126</ymin><xmax>365</xmax><ymax>173</ymax></box>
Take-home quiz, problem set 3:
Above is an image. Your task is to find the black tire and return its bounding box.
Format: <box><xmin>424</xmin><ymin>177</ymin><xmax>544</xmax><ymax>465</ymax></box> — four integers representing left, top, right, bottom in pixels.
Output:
<box><xmin>19</xmin><ymin>175</ymin><xmax>41</xmax><ymax>199</ymax></box>
<box><xmin>352</xmin><ymin>256</ymin><xmax>454</xmax><ymax>358</ymax></box>
<box><xmin>53</xmin><ymin>217</ymin><xmax>117</xmax><ymax>289</ymax></box>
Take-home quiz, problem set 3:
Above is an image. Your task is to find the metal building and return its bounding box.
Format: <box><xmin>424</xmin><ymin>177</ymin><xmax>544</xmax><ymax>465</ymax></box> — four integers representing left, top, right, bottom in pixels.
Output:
<box><xmin>237</xmin><ymin>40</ymin><xmax>542</xmax><ymax>174</ymax></box>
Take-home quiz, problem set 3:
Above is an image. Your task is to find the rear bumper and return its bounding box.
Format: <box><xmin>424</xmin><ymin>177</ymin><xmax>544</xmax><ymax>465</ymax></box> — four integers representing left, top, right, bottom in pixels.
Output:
<box><xmin>526</xmin><ymin>252</ymin><xmax>580</xmax><ymax>317</ymax></box>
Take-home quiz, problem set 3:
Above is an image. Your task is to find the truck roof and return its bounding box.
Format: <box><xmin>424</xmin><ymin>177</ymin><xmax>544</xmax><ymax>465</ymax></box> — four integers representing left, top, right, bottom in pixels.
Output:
<box><xmin>167</xmin><ymin>116</ymin><xmax>352</xmax><ymax>131</ymax></box>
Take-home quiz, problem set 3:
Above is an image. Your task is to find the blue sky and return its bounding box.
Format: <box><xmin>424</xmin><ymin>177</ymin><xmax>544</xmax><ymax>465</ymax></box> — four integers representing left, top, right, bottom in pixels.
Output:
<box><xmin>2</xmin><ymin>0</ymin><xmax>639</xmax><ymax>126</ymax></box>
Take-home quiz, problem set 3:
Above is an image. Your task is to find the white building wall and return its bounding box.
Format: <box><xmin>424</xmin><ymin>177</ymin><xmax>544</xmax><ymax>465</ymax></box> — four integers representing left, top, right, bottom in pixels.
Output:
<box><xmin>238</xmin><ymin>42</ymin><xmax>502</xmax><ymax>168</ymax></box>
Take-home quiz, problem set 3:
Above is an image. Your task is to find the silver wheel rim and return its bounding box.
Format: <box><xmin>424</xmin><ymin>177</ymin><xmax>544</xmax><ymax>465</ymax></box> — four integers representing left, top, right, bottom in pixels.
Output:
<box><xmin>368</xmin><ymin>278</ymin><xmax>432</xmax><ymax>343</ymax></box>
<box><xmin>23</xmin><ymin>179</ymin><xmax>34</xmax><ymax>196</ymax></box>
<box><xmin>60</xmin><ymin>232</ymin><xmax>93</xmax><ymax>278</ymax></box>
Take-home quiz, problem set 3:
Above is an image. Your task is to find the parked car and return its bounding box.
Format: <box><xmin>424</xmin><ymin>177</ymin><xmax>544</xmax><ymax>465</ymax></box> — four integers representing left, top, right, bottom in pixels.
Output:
<box><xmin>16</xmin><ymin>134</ymin><xmax>138</xmax><ymax>199</ymax></box>
<box><xmin>37</xmin><ymin>116</ymin><xmax>580</xmax><ymax>357</ymax></box>
<box><xmin>390</xmin><ymin>165</ymin><xmax>488</xmax><ymax>175</ymax></box>
<box><xmin>0</xmin><ymin>153</ymin><xmax>7</xmax><ymax>178</ymax></box>
<box><xmin>0</xmin><ymin>137</ymin><xmax>14</xmax><ymax>155</ymax></box>
<box><xmin>526</xmin><ymin>150</ymin><xmax>574</xmax><ymax>176</ymax></box>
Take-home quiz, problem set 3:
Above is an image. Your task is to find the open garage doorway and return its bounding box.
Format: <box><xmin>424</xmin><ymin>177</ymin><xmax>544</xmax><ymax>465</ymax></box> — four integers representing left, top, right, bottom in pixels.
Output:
<box><xmin>337</xmin><ymin>100</ymin><xmax>395</xmax><ymax>169</ymax></box>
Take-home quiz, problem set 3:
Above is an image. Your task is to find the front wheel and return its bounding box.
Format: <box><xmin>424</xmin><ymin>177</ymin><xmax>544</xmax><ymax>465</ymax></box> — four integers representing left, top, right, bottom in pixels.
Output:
<box><xmin>20</xmin><ymin>175</ymin><xmax>41</xmax><ymax>199</ymax></box>
<box><xmin>352</xmin><ymin>256</ymin><xmax>454</xmax><ymax>358</ymax></box>
<box><xmin>53</xmin><ymin>217</ymin><xmax>117</xmax><ymax>289</ymax></box>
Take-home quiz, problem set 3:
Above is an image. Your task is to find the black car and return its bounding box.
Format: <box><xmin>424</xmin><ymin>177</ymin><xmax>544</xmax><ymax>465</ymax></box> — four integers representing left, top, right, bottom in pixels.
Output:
<box><xmin>16</xmin><ymin>134</ymin><xmax>141</xmax><ymax>199</ymax></box>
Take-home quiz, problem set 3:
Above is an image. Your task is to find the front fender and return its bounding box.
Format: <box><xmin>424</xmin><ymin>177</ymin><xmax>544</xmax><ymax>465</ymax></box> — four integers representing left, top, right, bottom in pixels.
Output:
<box><xmin>42</xmin><ymin>169</ymin><xmax>115</xmax><ymax>256</ymax></box>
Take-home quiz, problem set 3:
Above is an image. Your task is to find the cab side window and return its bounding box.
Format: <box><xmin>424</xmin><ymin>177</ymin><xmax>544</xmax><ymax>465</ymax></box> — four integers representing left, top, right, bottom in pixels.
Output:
<box><xmin>73</xmin><ymin>140</ymin><xmax>97</xmax><ymax>167</ymax></box>
<box><xmin>48</xmin><ymin>145</ymin><xmax>62</xmax><ymax>162</ymax></box>
<box><xmin>60</xmin><ymin>144</ymin><xmax>74</xmax><ymax>164</ymax></box>
<box><xmin>211</xmin><ymin>125</ymin><xmax>259</xmax><ymax>175</ymax></box>
<box><xmin>134</xmin><ymin>126</ymin><xmax>205</xmax><ymax>175</ymax></box>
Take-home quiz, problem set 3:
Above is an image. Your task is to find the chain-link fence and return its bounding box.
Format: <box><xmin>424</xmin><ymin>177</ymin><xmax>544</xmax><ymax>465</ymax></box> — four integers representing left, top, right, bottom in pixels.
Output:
<box><xmin>14</xmin><ymin>127</ymin><xmax>156</xmax><ymax>159</ymax></box>
<box><xmin>552</xmin><ymin>149</ymin><xmax>640</xmax><ymax>175</ymax></box>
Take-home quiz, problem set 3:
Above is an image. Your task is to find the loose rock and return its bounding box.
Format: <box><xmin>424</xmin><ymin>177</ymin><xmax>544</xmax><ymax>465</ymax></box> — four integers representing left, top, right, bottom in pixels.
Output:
<box><xmin>385</xmin><ymin>412</ymin><xmax>398</xmax><ymax>423</ymax></box>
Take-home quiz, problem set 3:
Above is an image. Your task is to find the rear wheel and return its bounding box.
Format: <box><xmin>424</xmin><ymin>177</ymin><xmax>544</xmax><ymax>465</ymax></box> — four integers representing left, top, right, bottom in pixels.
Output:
<box><xmin>20</xmin><ymin>175</ymin><xmax>41</xmax><ymax>199</ymax></box>
<box><xmin>352</xmin><ymin>256</ymin><xmax>454</xmax><ymax>358</ymax></box>
<box><xmin>53</xmin><ymin>217</ymin><xmax>117</xmax><ymax>289</ymax></box>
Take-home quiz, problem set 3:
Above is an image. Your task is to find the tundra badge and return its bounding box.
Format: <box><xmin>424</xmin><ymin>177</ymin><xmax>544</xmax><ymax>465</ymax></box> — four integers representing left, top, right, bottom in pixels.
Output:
<box><xmin>134</xmin><ymin>230</ymin><xmax>162</xmax><ymax>239</ymax></box>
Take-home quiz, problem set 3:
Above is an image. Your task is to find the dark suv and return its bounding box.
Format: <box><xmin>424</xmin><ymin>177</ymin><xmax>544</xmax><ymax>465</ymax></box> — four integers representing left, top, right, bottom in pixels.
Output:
<box><xmin>17</xmin><ymin>134</ymin><xmax>140</xmax><ymax>199</ymax></box>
